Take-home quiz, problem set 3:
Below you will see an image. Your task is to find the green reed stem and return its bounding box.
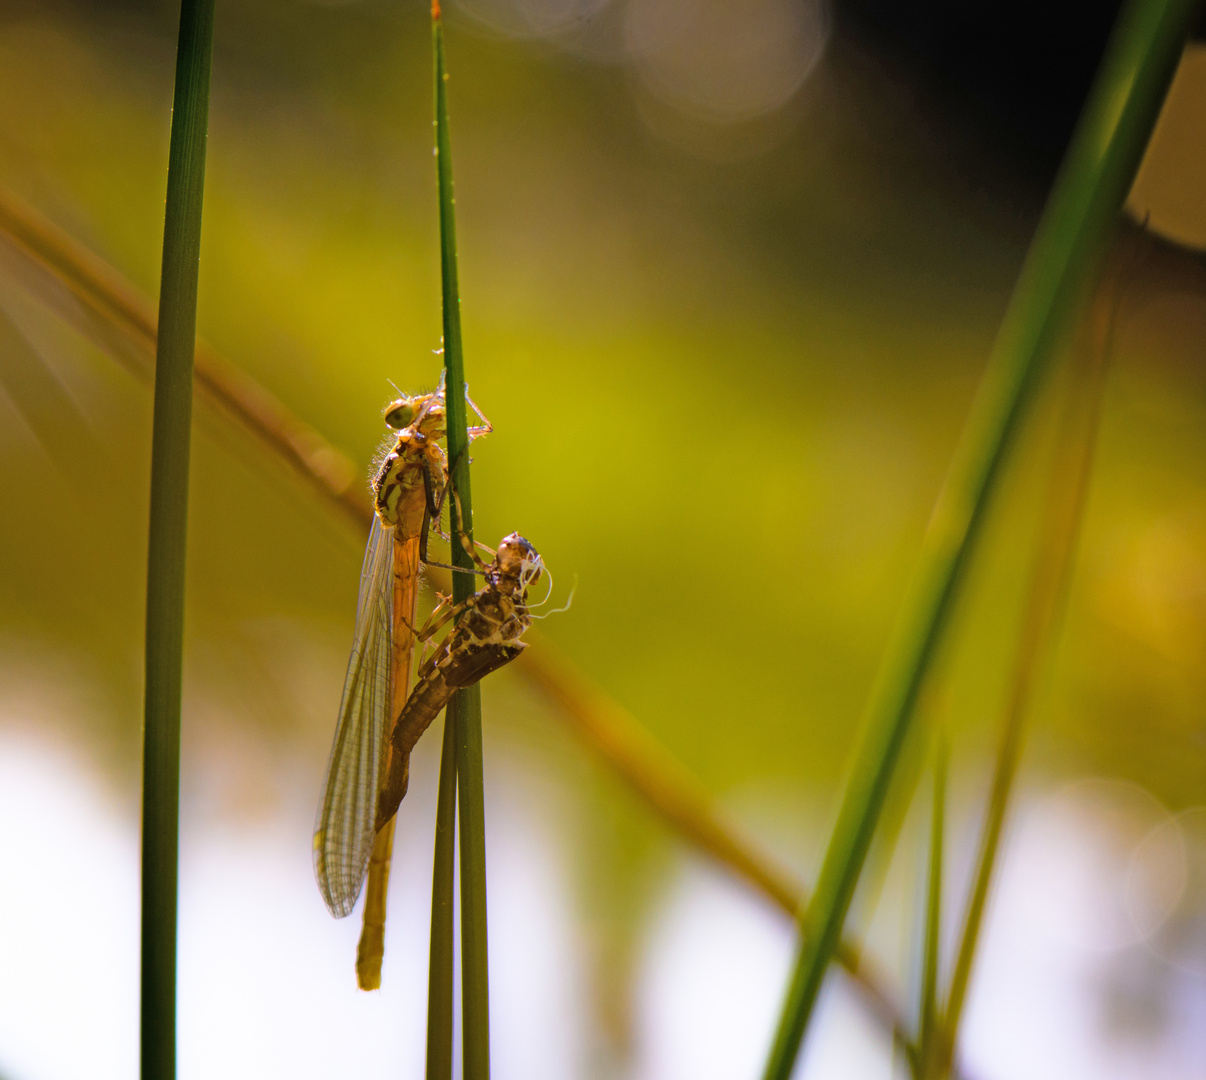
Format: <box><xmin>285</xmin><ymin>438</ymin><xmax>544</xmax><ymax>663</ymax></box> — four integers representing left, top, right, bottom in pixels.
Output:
<box><xmin>141</xmin><ymin>2</ymin><xmax>214</xmax><ymax>1078</ymax></box>
<box><xmin>454</xmin><ymin>682</ymin><xmax>489</xmax><ymax>1078</ymax></box>
<box><xmin>432</xmin><ymin>9</ymin><xmax>490</xmax><ymax>1077</ymax></box>
<box><xmin>936</xmin><ymin>264</ymin><xmax>1120</xmax><ymax>1077</ymax></box>
<box><xmin>426</xmin><ymin>712</ymin><xmax>458</xmax><ymax>1080</ymax></box>
<box><xmin>916</xmin><ymin>735</ymin><xmax>946</xmax><ymax>1080</ymax></box>
<box><xmin>432</xmin><ymin>18</ymin><xmax>473</xmax><ymax>595</ymax></box>
<box><xmin>760</xmin><ymin>3</ymin><xmax>1196</xmax><ymax>1077</ymax></box>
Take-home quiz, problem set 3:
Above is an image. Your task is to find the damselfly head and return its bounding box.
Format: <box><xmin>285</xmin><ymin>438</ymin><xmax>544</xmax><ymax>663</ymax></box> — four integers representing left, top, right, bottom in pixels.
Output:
<box><xmin>384</xmin><ymin>390</ymin><xmax>446</xmax><ymax>435</ymax></box>
<box><xmin>383</xmin><ymin>396</ymin><xmax>417</xmax><ymax>430</ymax></box>
<box><xmin>493</xmin><ymin>533</ymin><xmax>542</xmax><ymax>593</ymax></box>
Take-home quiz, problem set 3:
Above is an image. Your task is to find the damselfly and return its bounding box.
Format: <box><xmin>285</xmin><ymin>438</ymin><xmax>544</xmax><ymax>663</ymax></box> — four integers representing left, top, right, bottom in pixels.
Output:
<box><xmin>312</xmin><ymin>380</ymin><xmax>489</xmax><ymax>989</ymax></box>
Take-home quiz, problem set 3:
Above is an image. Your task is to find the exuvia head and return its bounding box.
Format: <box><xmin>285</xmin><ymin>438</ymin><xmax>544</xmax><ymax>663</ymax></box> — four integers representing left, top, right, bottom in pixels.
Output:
<box><xmin>492</xmin><ymin>533</ymin><xmax>542</xmax><ymax>593</ymax></box>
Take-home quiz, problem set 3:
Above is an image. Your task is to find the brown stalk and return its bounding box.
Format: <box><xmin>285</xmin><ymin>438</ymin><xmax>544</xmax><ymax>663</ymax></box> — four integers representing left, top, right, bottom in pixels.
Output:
<box><xmin>0</xmin><ymin>187</ymin><xmax>368</xmax><ymax>527</ymax></box>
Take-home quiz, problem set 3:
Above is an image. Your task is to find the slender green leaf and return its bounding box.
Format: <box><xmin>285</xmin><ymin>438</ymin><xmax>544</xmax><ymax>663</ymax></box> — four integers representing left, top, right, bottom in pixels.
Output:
<box><xmin>760</xmin><ymin>4</ymin><xmax>1197</xmax><ymax>1076</ymax></box>
<box><xmin>455</xmin><ymin>682</ymin><xmax>489</xmax><ymax>1079</ymax></box>
<box><xmin>432</xmin><ymin>10</ymin><xmax>490</xmax><ymax>1077</ymax></box>
<box><xmin>915</xmin><ymin>735</ymin><xmax>946</xmax><ymax>1080</ymax></box>
<box><xmin>142</xmin><ymin>1</ymin><xmax>214</xmax><ymax>1078</ymax></box>
<box><xmin>426</xmin><ymin>712</ymin><xmax>458</xmax><ymax>1080</ymax></box>
<box><xmin>432</xmin><ymin>11</ymin><xmax>473</xmax><ymax>582</ymax></box>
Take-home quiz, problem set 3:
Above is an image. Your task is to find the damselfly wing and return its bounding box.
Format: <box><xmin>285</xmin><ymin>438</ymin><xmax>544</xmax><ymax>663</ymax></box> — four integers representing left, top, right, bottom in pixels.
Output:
<box><xmin>313</xmin><ymin>513</ymin><xmax>395</xmax><ymax>918</ymax></box>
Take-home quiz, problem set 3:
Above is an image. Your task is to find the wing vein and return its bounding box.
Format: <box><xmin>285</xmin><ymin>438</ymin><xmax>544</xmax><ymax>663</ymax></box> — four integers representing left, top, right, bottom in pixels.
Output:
<box><xmin>313</xmin><ymin>516</ymin><xmax>395</xmax><ymax>917</ymax></box>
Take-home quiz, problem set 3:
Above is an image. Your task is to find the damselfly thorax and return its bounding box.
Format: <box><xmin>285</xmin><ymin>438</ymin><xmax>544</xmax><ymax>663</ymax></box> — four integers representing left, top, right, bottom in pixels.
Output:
<box><xmin>373</xmin><ymin>395</ymin><xmax>446</xmax><ymax>539</ymax></box>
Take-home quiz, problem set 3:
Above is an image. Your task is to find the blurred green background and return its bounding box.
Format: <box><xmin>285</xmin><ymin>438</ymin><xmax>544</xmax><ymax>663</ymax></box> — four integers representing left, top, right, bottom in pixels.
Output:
<box><xmin>1</xmin><ymin>1</ymin><xmax>1205</xmax><ymax>1078</ymax></box>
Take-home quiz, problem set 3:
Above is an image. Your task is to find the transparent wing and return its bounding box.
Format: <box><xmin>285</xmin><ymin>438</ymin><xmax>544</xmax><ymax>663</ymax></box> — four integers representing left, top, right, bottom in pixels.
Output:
<box><xmin>313</xmin><ymin>515</ymin><xmax>394</xmax><ymax>918</ymax></box>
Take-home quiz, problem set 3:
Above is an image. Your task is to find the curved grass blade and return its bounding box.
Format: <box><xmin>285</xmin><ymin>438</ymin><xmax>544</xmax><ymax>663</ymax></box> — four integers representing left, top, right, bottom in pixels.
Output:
<box><xmin>141</xmin><ymin>0</ymin><xmax>214</xmax><ymax>1076</ymax></box>
<box><xmin>430</xmin><ymin>6</ymin><xmax>491</xmax><ymax>1076</ymax></box>
<box><xmin>760</xmin><ymin>3</ymin><xmax>1200</xmax><ymax>1077</ymax></box>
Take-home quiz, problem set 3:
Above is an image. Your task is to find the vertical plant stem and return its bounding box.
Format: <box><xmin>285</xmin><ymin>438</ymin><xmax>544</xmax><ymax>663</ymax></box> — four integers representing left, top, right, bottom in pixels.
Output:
<box><xmin>431</xmin><ymin>11</ymin><xmax>473</xmax><ymax>591</ymax></box>
<box><xmin>936</xmin><ymin>263</ymin><xmax>1122</xmax><ymax>1076</ymax></box>
<box><xmin>432</xmin><ymin>6</ymin><xmax>490</xmax><ymax>1077</ymax></box>
<box><xmin>760</xmin><ymin>3</ymin><xmax>1196</xmax><ymax>1077</ymax></box>
<box><xmin>141</xmin><ymin>1</ymin><xmax>214</xmax><ymax>1078</ymax></box>
<box><xmin>454</xmin><ymin>683</ymin><xmax>489</xmax><ymax>1079</ymax></box>
<box><xmin>916</xmin><ymin>734</ymin><xmax>947</xmax><ymax>1080</ymax></box>
<box><xmin>427</xmin><ymin>712</ymin><xmax>459</xmax><ymax>1080</ymax></box>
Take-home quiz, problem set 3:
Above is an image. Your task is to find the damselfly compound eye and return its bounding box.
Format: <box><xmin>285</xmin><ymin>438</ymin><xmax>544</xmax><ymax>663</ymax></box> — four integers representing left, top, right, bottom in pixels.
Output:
<box><xmin>384</xmin><ymin>398</ymin><xmax>415</xmax><ymax>430</ymax></box>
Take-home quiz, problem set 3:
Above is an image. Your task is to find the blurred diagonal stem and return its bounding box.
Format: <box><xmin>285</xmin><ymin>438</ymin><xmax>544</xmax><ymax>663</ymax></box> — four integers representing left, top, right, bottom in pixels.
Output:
<box><xmin>431</xmin><ymin>8</ymin><xmax>491</xmax><ymax>1079</ymax></box>
<box><xmin>141</xmin><ymin>1</ymin><xmax>214</xmax><ymax>1078</ymax></box>
<box><xmin>934</xmin><ymin>248</ymin><xmax>1129</xmax><ymax>1078</ymax></box>
<box><xmin>760</xmin><ymin>3</ymin><xmax>1199</xmax><ymax>1077</ymax></box>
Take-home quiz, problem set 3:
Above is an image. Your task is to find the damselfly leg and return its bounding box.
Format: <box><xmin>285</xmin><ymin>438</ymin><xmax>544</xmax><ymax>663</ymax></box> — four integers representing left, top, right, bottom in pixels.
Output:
<box><xmin>420</xmin><ymin>474</ymin><xmax>498</xmax><ymax>576</ymax></box>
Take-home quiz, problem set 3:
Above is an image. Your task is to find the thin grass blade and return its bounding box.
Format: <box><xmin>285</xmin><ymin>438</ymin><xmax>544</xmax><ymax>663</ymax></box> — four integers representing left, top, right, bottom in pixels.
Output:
<box><xmin>760</xmin><ymin>3</ymin><xmax>1198</xmax><ymax>1076</ymax></box>
<box><xmin>431</xmin><ymin>6</ymin><xmax>490</xmax><ymax>1077</ymax></box>
<box><xmin>453</xmin><ymin>683</ymin><xmax>488</xmax><ymax>1078</ymax></box>
<box><xmin>916</xmin><ymin>735</ymin><xmax>947</xmax><ymax>1079</ymax></box>
<box><xmin>427</xmin><ymin>711</ymin><xmax>459</xmax><ymax>1080</ymax></box>
<box><xmin>141</xmin><ymin>1</ymin><xmax>214</xmax><ymax>1077</ymax></box>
